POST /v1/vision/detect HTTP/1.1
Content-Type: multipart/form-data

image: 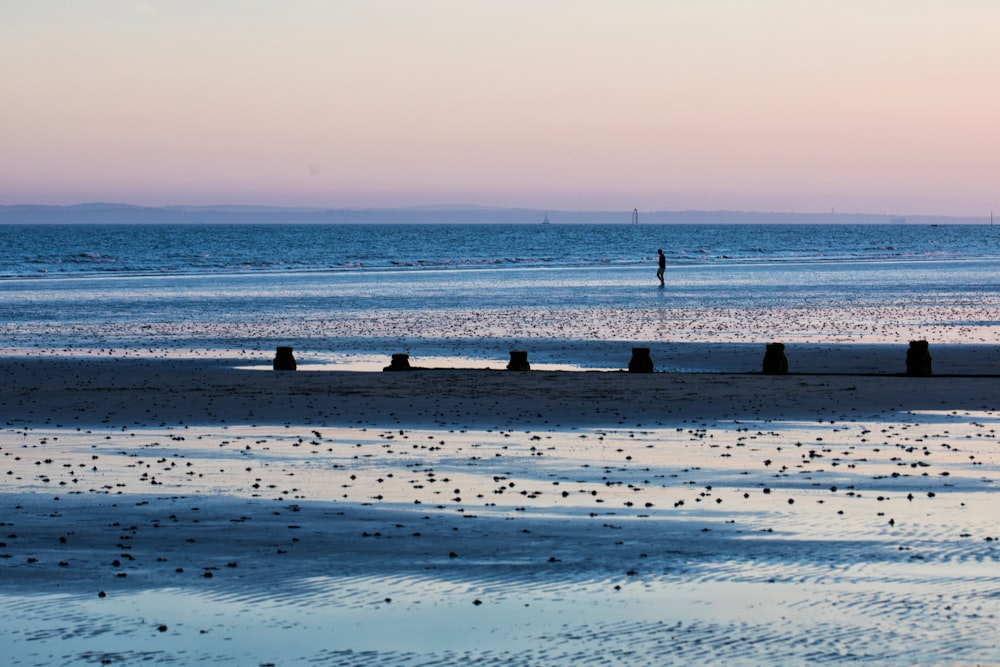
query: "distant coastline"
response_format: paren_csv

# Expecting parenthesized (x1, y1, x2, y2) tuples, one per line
(0, 203, 989, 225)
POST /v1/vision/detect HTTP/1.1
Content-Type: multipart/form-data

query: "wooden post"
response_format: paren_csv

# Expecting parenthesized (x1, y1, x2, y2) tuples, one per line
(628, 347, 654, 373)
(507, 350, 531, 371)
(762, 343, 788, 374)
(906, 340, 932, 376)
(273, 346, 297, 371)
(383, 353, 412, 372)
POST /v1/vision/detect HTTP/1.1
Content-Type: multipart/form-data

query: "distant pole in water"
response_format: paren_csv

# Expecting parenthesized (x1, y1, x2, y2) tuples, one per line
(632, 208, 638, 225)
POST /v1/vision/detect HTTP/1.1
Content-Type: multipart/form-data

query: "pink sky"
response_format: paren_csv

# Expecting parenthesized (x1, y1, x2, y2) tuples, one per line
(2, 1, 998, 215)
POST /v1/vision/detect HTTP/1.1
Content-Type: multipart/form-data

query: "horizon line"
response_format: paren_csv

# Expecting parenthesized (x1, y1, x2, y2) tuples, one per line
(0, 201, 991, 220)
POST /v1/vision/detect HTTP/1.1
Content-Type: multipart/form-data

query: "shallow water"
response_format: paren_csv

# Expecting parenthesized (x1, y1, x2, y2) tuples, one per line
(7, 567, 997, 665)
(4, 259, 999, 371)
(3, 411, 999, 665)
(3, 224, 1000, 369)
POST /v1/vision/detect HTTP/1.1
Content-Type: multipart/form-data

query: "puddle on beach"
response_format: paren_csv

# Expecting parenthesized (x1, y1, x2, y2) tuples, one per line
(3, 415, 999, 664)
(239, 354, 589, 372)
(3, 346, 602, 372)
(4, 561, 998, 665)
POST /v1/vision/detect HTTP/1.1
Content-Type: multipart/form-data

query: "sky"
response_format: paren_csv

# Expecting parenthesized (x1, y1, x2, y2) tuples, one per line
(2, 1, 998, 215)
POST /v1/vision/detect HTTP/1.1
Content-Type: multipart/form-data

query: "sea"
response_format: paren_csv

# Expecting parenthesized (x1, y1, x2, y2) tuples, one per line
(2, 222, 999, 371)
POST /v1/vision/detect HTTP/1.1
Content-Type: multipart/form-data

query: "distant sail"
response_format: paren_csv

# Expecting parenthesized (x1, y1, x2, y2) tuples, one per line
(541, 214, 551, 224)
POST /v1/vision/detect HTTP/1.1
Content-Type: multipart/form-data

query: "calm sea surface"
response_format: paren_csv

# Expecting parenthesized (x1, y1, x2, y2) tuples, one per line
(2, 223, 998, 276)
(1, 223, 998, 368)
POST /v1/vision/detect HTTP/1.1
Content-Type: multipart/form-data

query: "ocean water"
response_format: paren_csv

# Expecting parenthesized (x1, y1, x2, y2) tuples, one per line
(3, 223, 999, 276)
(1, 223, 999, 370)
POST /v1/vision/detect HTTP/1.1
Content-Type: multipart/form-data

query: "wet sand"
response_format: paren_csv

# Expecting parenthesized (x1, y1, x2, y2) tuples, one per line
(2, 353, 999, 428)
(2, 355, 999, 665)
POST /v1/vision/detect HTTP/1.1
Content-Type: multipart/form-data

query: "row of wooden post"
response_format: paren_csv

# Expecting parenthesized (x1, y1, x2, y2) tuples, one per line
(763, 341, 933, 376)
(273, 341, 936, 376)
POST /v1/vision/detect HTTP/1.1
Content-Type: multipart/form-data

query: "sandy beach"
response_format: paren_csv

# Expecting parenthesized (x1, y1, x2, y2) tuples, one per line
(2, 352, 999, 665)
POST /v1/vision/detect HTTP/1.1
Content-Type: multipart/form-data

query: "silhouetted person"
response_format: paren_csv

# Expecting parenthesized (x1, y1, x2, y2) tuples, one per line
(656, 249, 666, 287)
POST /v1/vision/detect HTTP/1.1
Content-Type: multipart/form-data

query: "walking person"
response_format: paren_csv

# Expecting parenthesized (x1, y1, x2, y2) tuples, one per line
(656, 248, 666, 288)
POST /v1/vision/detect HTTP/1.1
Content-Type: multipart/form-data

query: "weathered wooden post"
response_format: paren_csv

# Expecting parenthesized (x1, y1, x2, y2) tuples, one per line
(383, 353, 412, 371)
(762, 343, 788, 374)
(507, 350, 530, 371)
(628, 347, 654, 373)
(906, 340, 932, 376)
(273, 346, 297, 371)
